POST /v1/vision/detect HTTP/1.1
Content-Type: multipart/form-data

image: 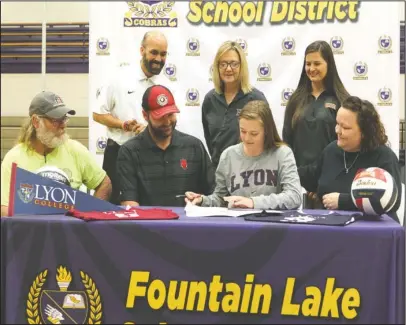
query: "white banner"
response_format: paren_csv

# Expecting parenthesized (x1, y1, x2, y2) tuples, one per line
(89, 1, 400, 165)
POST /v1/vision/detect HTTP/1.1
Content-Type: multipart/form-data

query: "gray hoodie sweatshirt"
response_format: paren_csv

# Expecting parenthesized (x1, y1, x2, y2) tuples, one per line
(201, 143, 302, 209)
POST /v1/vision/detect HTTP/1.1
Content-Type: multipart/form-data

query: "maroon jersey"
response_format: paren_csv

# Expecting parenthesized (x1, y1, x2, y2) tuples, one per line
(66, 207, 179, 221)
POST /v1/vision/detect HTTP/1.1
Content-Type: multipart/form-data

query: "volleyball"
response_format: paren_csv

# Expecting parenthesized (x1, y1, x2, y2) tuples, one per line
(351, 167, 398, 216)
(36, 166, 71, 187)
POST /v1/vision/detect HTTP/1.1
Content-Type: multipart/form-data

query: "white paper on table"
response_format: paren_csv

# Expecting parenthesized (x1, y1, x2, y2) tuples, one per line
(184, 202, 283, 218)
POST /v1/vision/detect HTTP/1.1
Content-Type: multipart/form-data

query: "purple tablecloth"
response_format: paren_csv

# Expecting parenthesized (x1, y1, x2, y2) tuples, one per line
(1, 208, 404, 324)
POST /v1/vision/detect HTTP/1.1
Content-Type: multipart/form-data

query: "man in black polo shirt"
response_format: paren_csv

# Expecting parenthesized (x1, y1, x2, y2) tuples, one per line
(116, 85, 215, 207)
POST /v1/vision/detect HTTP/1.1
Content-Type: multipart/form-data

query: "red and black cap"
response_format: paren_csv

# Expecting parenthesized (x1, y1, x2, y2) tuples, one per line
(142, 85, 180, 119)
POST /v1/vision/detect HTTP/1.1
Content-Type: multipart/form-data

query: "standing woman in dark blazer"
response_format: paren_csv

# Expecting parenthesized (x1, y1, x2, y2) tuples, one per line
(202, 40, 268, 169)
(283, 40, 350, 167)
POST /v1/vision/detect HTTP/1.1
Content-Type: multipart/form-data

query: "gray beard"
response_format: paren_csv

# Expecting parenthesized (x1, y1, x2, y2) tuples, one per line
(36, 121, 69, 148)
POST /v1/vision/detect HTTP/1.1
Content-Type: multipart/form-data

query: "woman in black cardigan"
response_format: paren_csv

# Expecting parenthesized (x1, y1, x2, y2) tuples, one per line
(299, 96, 402, 222)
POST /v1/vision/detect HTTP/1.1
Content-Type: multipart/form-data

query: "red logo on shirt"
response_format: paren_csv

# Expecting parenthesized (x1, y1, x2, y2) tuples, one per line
(180, 158, 188, 170)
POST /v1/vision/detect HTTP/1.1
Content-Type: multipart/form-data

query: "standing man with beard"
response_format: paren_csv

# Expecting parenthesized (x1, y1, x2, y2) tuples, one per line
(93, 30, 169, 205)
(1, 91, 112, 217)
(116, 85, 214, 207)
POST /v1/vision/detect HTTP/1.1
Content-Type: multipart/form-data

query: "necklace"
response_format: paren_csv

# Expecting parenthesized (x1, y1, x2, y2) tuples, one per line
(343, 151, 360, 174)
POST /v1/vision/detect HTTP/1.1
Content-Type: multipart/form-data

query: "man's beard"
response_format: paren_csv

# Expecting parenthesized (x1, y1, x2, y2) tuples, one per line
(148, 121, 176, 140)
(36, 120, 69, 148)
(143, 55, 164, 75)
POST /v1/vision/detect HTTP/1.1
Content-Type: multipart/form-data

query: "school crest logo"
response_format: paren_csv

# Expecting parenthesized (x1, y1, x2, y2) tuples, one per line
(235, 38, 248, 55)
(281, 88, 294, 106)
(256, 63, 272, 81)
(281, 37, 296, 55)
(18, 183, 35, 203)
(330, 36, 344, 55)
(186, 38, 200, 56)
(353, 61, 368, 80)
(164, 63, 177, 81)
(377, 87, 392, 106)
(96, 136, 108, 154)
(96, 38, 110, 56)
(208, 64, 213, 82)
(26, 266, 102, 324)
(185, 88, 200, 106)
(378, 35, 392, 54)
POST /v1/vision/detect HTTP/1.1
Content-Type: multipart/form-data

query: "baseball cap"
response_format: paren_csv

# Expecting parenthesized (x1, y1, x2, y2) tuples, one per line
(29, 91, 76, 119)
(142, 85, 180, 119)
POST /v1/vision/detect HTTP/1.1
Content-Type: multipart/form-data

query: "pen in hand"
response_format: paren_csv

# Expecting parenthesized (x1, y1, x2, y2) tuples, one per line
(182, 192, 203, 205)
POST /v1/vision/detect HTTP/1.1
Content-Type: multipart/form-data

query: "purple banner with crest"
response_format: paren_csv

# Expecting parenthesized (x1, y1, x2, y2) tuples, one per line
(1, 209, 404, 324)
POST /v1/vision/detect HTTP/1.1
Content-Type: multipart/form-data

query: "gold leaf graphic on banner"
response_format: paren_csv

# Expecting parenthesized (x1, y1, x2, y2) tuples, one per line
(27, 269, 48, 324)
(80, 271, 102, 324)
(129, 2, 145, 17)
(162, 1, 174, 14)
(151, 4, 158, 18)
(127, 1, 174, 18)
(157, 4, 166, 17)
(153, 1, 174, 17)
(143, 4, 150, 17)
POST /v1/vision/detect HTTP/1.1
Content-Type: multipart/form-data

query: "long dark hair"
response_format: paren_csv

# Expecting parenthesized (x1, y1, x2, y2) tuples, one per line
(239, 100, 284, 150)
(286, 40, 350, 127)
(341, 96, 389, 151)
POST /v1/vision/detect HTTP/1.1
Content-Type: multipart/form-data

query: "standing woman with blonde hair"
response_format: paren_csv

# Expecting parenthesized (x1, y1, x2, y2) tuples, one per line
(202, 40, 268, 169)
(283, 40, 350, 167)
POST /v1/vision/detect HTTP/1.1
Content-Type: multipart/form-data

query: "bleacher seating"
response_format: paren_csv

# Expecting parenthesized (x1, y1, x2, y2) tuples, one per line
(0, 116, 89, 162)
(1, 22, 88, 73)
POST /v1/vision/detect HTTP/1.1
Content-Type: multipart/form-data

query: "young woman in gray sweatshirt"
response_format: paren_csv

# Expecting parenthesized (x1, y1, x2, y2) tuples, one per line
(185, 100, 302, 210)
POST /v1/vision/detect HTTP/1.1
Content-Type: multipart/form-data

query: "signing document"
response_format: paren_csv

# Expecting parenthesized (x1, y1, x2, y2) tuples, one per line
(184, 202, 283, 218)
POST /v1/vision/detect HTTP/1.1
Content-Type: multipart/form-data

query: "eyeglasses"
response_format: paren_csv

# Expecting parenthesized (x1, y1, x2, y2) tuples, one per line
(39, 115, 70, 126)
(219, 61, 240, 70)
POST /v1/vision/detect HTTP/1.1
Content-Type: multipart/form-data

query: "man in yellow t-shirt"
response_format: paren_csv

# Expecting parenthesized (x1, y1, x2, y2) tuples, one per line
(1, 91, 112, 217)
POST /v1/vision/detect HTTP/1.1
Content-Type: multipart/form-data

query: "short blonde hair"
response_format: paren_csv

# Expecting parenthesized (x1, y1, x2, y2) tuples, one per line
(212, 41, 252, 94)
